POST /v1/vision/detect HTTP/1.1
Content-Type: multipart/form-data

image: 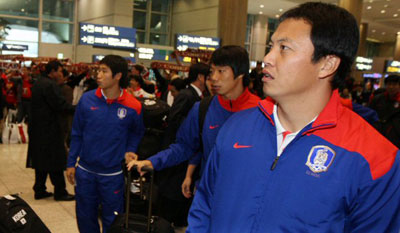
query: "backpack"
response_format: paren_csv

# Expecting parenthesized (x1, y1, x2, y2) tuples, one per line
(136, 98, 170, 160)
(198, 96, 214, 152)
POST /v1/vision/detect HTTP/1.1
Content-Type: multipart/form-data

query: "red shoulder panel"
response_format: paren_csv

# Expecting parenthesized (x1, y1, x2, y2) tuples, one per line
(310, 107, 397, 180)
(118, 89, 142, 115)
(340, 98, 353, 110)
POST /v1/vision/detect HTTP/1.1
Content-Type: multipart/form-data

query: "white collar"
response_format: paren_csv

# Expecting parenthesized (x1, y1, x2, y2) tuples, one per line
(101, 88, 123, 100)
(190, 84, 203, 97)
(273, 104, 317, 135)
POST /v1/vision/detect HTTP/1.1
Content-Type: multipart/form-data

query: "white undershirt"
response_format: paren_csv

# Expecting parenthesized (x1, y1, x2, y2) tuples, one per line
(190, 83, 203, 97)
(101, 88, 123, 100)
(273, 104, 317, 157)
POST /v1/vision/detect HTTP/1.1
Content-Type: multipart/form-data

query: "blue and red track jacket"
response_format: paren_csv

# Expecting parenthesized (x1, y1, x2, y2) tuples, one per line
(188, 90, 400, 233)
(67, 88, 145, 174)
(148, 89, 260, 174)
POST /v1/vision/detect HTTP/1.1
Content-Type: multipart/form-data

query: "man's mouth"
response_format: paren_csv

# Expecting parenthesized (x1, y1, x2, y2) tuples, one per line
(262, 72, 274, 81)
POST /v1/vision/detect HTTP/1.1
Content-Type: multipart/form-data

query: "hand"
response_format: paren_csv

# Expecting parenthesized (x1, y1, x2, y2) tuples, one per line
(126, 160, 153, 176)
(125, 152, 138, 164)
(66, 167, 76, 185)
(182, 177, 192, 198)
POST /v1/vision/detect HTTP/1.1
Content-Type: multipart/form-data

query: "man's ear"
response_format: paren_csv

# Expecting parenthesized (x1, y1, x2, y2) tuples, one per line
(318, 55, 341, 80)
(235, 74, 244, 81)
(198, 74, 205, 83)
(113, 72, 122, 81)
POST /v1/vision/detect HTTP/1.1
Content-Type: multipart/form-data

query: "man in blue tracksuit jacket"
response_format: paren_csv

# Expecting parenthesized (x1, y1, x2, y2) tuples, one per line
(66, 55, 144, 233)
(127, 46, 260, 192)
(188, 3, 400, 233)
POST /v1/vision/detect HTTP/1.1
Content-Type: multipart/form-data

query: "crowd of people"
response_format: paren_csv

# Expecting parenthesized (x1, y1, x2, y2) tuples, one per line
(0, 2, 399, 233)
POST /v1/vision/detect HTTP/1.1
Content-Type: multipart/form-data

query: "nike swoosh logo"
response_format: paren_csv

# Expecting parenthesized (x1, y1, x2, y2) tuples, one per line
(114, 190, 120, 194)
(90, 107, 99, 110)
(209, 125, 219, 129)
(233, 142, 252, 149)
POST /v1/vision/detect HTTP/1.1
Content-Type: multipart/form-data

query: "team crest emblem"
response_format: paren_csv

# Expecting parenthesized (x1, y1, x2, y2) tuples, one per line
(305, 145, 336, 173)
(117, 108, 127, 119)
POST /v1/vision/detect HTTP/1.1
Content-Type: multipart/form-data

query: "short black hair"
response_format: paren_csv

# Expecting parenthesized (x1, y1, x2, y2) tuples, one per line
(187, 62, 210, 84)
(133, 64, 144, 74)
(279, 2, 359, 89)
(385, 75, 400, 85)
(62, 68, 69, 78)
(210, 45, 250, 87)
(170, 78, 186, 91)
(100, 55, 128, 88)
(45, 60, 62, 76)
(129, 74, 144, 87)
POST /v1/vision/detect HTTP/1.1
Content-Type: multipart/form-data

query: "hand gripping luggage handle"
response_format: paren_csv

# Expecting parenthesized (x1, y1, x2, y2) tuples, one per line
(125, 165, 154, 232)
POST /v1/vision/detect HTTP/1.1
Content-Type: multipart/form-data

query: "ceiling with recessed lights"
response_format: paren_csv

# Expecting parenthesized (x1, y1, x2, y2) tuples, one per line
(248, 0, 400, 43)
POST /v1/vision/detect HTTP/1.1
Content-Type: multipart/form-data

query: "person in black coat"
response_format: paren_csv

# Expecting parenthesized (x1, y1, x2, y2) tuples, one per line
(370, 75, 400, 148)
(157, 62, 209, 227)
(26, 60, 75, 201)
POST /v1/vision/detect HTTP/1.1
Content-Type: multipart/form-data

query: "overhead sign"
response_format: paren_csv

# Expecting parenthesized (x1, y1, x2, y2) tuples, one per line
(362, 73, 389, 79)
(2, 44, 29, 51)
(92, 54, 135, 63)
(79, 23, 136, 50)
(175, 34, 220, 51)
(385, 60, 400, 74)
(92, 55, 105, 63)
(137, 47, 171, 61)
(355, 56, 373, 71)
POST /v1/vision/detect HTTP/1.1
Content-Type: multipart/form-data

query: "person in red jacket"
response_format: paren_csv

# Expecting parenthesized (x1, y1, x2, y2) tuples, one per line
(16, 67, 33, 123)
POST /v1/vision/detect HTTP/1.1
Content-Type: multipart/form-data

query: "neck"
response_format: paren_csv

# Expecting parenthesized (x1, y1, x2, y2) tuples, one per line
(192, 80, 204, 92)
(276, 86, 332, 132)
(223, 83, 244, 101)
(102, 85, 121, 100)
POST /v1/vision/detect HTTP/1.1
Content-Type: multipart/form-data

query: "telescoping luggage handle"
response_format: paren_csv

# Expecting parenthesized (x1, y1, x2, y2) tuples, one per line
(125, 165, 154, 233)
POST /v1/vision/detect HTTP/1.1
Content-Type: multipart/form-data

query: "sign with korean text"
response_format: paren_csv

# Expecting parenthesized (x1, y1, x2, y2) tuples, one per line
(79, 23, 136, 50)
(355, 56, 373, 71)
(385, 60, 400, 74)
(2, 44, 29, 51)
(175, 33, 220, 51)
(92, 54, 136, 63)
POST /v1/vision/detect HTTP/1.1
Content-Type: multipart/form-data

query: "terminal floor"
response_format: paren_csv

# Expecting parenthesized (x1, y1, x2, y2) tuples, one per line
(0, 144, 186, 233)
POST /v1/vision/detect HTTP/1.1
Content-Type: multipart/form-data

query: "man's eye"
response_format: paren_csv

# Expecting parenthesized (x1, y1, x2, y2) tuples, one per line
(280, 45, 289, 50)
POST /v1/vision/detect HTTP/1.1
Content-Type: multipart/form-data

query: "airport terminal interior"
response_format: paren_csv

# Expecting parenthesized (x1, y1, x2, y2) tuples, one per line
(0, 0, 400, 232)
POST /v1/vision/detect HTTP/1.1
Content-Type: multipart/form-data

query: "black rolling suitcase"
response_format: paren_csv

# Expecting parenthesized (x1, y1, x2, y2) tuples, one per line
(108, 166, 174, 233)
(0, 194, 51, 233)
(136, 98, 170, 160)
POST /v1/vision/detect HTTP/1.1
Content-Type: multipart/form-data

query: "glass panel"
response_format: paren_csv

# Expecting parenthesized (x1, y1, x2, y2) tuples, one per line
(268, 18, 278, 31)
(136, 31, 146, 44)
(134, 0, 147, 10)
(151, 0, 169, 13)
(150, 14, 167, 33)
(0, 17, 38, 42)
(1, 41, 38, 57)
(43, 0, 74, 22)
(0, 0, 39, 18)
(150, 33, 167, 45)
(0, 18, 39, 57)
(41, 22, 73, 44)
(246, 26, 251, 43)
(133, 11, 146, 30)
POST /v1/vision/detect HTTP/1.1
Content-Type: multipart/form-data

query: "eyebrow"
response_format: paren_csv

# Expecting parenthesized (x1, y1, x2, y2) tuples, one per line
(270, 37, 293, 44)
